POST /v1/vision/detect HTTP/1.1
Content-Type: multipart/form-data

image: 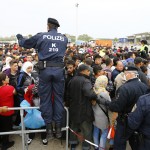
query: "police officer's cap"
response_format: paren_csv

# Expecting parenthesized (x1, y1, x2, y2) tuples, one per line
(47, 18, 60, 27)
(124, 65, 138, 71)
(78, 64, 90, 72)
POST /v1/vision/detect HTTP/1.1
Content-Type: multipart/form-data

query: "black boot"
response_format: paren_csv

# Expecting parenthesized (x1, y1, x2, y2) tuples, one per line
(55, 123, 62, 139)
(1, 141, 15, 150)
(46, 123, 54, 140)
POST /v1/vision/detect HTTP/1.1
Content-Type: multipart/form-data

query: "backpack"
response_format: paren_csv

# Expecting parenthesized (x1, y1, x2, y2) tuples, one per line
(104, 68, 115, 92)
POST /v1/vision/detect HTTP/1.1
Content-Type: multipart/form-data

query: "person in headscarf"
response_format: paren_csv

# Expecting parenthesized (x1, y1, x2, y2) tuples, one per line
(2, 56, 12, 72)
(92, 75, 113, 150)
(14, 62, 34, 126)
(16, 61, 34, 102)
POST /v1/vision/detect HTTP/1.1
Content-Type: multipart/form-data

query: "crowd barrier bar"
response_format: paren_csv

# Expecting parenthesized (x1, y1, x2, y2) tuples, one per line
(0, 107, 69, 150)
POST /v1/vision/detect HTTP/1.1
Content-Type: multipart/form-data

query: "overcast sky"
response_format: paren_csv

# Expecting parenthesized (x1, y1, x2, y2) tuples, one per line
(0, 0, 150, 39)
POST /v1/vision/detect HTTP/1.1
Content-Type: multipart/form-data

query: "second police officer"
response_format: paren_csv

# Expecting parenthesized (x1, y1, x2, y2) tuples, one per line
(16, 18, 68, 139)
(96, 65, 149, 150)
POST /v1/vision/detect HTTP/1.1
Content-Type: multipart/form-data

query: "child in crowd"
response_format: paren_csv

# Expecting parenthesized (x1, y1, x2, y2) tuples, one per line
(24, 81, 47, 146)
(0, 72, 16, 150)
(15, 61, 34, 125)
(16, 61, 34, 102)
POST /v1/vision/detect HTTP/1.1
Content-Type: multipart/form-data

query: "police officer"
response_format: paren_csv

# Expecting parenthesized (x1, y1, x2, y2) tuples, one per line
(96, 65, 149, 150)
(140, 40, 149, 58)
(16, 18, 68, 139)
(127, 93, 150, 150)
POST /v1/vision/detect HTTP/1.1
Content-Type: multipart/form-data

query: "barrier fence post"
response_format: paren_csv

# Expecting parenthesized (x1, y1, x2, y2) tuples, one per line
(65, 107, 69, 150)
(0, 106, 69, 150)
(20, 109, 26, 150)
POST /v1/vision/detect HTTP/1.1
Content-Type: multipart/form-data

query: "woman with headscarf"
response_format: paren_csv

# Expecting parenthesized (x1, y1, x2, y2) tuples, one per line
(14, 62, 34, 126)
(92, 75, 113, 150)
(16, 61, 34, 102)
(2, 56, 12, 72)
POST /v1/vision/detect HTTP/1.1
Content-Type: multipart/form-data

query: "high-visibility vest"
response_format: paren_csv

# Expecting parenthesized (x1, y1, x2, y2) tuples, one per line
(140, 45, 148, 52)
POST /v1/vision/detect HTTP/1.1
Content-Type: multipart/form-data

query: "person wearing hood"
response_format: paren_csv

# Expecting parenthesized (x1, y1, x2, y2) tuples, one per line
(16, 61, 34, 102)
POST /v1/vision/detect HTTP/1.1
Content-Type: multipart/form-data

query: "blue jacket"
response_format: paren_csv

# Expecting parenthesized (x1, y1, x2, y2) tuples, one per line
(128, 93, 150, 138)
(18, 28, 68, 63)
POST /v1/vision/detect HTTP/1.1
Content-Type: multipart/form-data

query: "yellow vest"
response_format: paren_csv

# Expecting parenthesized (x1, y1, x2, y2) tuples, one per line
(140, 45, 148, 52)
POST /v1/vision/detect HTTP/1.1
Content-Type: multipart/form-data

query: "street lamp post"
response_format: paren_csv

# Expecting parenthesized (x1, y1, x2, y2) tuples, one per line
(75, 3, 79, 43)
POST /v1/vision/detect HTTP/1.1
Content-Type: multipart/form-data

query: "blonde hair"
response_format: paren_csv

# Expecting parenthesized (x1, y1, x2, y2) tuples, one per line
(93, 75, 108, 94)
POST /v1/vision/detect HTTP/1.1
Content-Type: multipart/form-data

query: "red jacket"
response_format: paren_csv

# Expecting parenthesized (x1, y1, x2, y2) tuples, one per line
(0, 85, 14, 116)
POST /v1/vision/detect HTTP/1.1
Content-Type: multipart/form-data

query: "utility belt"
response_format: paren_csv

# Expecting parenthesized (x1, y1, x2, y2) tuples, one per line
(38, 61, 64, 69)
(119, 113, 150, 145)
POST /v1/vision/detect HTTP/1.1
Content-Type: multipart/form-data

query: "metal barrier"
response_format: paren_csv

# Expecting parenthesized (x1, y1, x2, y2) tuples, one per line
(0, 107, 69, 150)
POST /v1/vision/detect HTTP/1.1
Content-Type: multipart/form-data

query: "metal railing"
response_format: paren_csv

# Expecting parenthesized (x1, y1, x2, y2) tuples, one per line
(0, 107, 69, 150)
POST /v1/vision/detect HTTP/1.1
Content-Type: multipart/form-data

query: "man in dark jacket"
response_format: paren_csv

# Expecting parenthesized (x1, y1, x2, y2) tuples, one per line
(97, 65, 149, 150)
(134, 57, 149, 86)
(64, 60, 76, 106)
(68, 64, 97, 150)
(127, 93, 150, 150)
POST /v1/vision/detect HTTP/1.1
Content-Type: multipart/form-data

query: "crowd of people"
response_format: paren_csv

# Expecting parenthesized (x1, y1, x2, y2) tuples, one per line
(0, 39, 150, 150)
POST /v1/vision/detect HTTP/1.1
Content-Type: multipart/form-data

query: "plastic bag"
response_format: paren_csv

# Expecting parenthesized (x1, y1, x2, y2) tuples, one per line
(20, 100, 32, 114)
(24, 109, 45, 129)
(20, 100, 45, 129)
(107, 126, 115, 139)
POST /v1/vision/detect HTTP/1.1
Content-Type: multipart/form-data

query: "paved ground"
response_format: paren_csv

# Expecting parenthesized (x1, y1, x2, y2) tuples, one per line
(5, 134, 131, 150)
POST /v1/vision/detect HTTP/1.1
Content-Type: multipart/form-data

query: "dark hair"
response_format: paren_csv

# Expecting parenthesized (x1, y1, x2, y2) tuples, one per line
(10, 59, 18, 66)
(141, 40, 147, 45)
(105, 58, 112, 66)
(113, 57, 119, 66)
(134, 57, 143, 64)
(72, 55, 79, 62)
(94, 54, 101, 61)
(85, 58, 93, 66)
(27, 53, 32, 57)
(0, 72, 6, 86)
(128, 52, 134, 58)
(48, 23, 58, 30)
(66, 60, 75, 67)
(140, 66, 147, 73)
(93, 65, 102, 75)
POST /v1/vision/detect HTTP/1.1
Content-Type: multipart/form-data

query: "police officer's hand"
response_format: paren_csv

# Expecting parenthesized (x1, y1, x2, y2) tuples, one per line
(16, 34, 23, 40)
(96, 95, 108, 105)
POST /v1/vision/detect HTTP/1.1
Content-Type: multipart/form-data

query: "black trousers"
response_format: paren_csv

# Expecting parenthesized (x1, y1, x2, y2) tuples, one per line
(0, 115, 13, 145)
(28, 126, 47, 140)
(69, 121, 92, 150)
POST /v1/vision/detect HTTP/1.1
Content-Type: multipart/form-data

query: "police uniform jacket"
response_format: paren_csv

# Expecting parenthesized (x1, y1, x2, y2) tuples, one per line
(68, 73, 97, 124)
(107, 78, 148, 114)
(128, 93, 150, 138)
(18, 28, 68, 63)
